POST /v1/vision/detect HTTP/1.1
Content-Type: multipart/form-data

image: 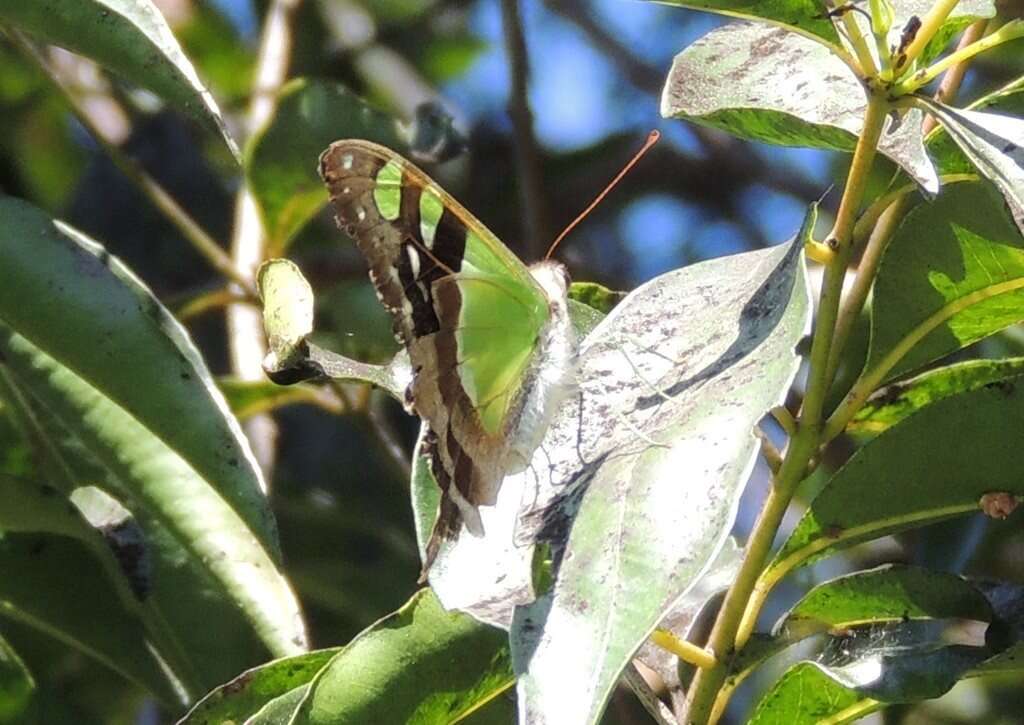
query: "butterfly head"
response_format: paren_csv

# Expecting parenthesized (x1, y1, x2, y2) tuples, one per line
(528, 260, 571, 306)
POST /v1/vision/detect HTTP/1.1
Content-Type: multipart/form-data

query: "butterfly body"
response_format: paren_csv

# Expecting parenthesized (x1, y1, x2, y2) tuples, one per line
(319, 140, 575, 566)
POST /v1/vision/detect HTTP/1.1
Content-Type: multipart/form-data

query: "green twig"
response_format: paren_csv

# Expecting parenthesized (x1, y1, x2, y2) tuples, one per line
(684, 93, 891, 724)
(830, 0, 878, 76)
(892, 0, 962, 76)
(893, 19, 1024, 95)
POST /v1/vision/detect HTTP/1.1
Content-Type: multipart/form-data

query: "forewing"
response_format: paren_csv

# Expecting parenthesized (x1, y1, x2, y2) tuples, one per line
(319, 140, 550, 548)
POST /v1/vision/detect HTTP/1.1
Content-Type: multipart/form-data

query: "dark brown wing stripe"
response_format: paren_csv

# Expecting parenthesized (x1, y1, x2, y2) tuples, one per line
(321, 140, 505, 570)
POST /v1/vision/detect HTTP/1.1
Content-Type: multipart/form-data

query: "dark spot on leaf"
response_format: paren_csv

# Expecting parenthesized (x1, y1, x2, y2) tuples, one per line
(1003, 142, 1018, 155)
(222, 671, 254, 695)
(30, 540, 47, 556)
(228, 458, 239, 467)
(39, 484, 57, 497)
(824, 523, 844, 538)
(984, 379, 1015, 396)
(180, 371, 191, 380)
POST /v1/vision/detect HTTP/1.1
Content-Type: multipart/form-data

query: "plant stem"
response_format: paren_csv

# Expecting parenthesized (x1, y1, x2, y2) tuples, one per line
(683, 94, 889, 724)
(500, 0, 550, 259)
(825, 171, 975, 387)
(832, 1, 878, 77)
(6, 31, 256, 297)
(894, 19, 1024, 95)
(227, 0, 303, 476)
(893, 0, 962, 76)
(825, 195, 907, 386)
(651, 629, 718, 669)
(926, 19, 990, 118)
(828, 18, 988, 407)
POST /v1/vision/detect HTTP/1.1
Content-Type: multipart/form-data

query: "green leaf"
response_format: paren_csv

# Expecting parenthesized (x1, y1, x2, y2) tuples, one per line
(766, 381, 1024, 592)
(0, 198, 306, 669)
(0, 0, 238, 159)
(751, 639, 989, 722)
(651, 1, 993, 63)
(749, 661, 875, 724)
(0, 533, 180, 706)
(246, 78, 404, 252)
(568, 281, 625, 315)
(0, 633, 33, 724)
(848, 358, 1024, 441)
(917, 97, 1024, 237)
(646, 0, 841, 45)
(509, 240, 810, 724)
(930, 75, 1024, 175)
(661, 22, 938, 192)
(175, 3, 254, 103)
(867, 182, 1024, 380)
(778, 565, 993, 639)
(246, 687, 311, 725)
(179, 649, 339, 725)
(292, 589, 513, 725)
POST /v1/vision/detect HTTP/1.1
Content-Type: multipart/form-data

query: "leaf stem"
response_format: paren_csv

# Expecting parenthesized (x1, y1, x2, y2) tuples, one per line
(684, 93, 890, 724)
(5, 30, 256, 297)
(827, 16, 989, 388)
(893, 19, 1024, 95)
(892, 0, 962, 76)
(831, 1, 878, 77)
(651, 629, 718, 669)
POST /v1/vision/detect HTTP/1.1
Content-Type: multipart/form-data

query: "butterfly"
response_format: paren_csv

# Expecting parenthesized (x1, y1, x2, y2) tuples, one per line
(319, 140, 577, 573)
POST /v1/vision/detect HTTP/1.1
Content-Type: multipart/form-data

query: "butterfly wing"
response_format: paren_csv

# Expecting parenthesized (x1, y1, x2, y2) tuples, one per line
(319, 140, 555, 542)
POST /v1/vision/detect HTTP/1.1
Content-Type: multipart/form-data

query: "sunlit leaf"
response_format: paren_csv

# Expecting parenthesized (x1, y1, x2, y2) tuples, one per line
(777, 565, 993, 639)
(0, 0, 238, 158)
(848, 358, 1024, 441)
(917, 98, 1024, 237)
(766, 381, 1024, 593)
(867, 182, 1024, 380)
(179, 649, 339, 725)
(506, 240, 809, 724)
(929, 75, 1024, 175)
(748, 661, 875, 724)
(0, 198, 307, 680)
(292, 589, 513, 725)
(662, 22, 938, 192)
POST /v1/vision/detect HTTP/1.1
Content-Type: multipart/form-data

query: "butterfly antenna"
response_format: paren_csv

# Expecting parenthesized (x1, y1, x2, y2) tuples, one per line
(544, 129, 661, 261)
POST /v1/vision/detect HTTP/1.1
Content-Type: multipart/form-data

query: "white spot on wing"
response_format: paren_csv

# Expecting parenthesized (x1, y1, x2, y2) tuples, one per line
(405, 245, 421, 278)
(356, 207, 366, 221)
(342, 154, 353, 170)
